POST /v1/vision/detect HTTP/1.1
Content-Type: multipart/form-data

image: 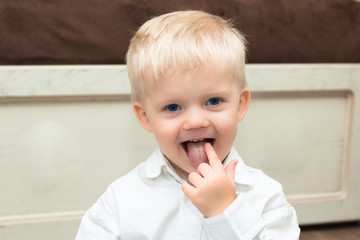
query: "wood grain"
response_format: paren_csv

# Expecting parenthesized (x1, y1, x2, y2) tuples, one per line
(301, 222, 360, 240)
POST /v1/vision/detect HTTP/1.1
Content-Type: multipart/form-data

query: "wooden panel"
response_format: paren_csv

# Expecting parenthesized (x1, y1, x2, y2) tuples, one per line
(0, 64, 359, 239)
(0, 220, 80, 240)
(241, 65, 360, 225)
(235, 91, 351, 199)
(0, 98, 157, 216)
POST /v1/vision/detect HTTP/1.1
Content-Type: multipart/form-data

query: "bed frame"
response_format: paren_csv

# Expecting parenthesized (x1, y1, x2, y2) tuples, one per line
(0, 64, 359, 239)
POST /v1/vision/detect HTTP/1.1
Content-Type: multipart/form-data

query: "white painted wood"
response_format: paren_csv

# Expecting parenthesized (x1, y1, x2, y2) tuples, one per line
(0, 220, 80, 240)
(0, 64, 359, 239)
(0, 65, 130, 97)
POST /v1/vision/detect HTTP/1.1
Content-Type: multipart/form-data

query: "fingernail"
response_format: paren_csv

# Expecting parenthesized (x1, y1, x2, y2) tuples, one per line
(204, 142, 212, 148)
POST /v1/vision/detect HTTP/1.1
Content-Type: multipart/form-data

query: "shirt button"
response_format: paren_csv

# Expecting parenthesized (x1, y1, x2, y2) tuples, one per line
(205, 228, 212, 238)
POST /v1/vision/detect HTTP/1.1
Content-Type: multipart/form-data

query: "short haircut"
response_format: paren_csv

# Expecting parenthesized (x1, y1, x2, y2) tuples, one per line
(126, 10, 247, 102)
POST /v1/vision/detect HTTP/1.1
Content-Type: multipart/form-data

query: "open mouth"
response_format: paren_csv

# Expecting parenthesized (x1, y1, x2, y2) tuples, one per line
(181, 138, 215, 154)
(181, 138, 215, 167)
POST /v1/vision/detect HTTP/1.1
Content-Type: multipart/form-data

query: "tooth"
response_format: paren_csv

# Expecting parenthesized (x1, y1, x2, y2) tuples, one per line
(188, 139, 206, 143)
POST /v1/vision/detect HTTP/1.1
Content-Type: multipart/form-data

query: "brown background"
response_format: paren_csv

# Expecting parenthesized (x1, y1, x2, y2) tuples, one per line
(0, 0, 359, 65)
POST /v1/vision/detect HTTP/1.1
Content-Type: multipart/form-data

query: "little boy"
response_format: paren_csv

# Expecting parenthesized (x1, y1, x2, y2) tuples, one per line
(76, 10, 300, 239)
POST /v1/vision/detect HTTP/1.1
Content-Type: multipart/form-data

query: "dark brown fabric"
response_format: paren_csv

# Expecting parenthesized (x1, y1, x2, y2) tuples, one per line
(0, 0, 359, 64)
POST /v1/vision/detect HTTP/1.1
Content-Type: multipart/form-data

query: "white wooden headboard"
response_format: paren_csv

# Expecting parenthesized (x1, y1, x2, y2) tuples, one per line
(1, 64, 359, 239)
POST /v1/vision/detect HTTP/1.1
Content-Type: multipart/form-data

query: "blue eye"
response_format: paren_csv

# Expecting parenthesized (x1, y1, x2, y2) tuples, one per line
(166, 104, 181, 112)
(206, 98, 221, 106)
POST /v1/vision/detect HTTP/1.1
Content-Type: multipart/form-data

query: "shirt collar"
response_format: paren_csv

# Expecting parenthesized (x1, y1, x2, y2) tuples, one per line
(143, 148, 166, 179)
(143, 147, 254, 186)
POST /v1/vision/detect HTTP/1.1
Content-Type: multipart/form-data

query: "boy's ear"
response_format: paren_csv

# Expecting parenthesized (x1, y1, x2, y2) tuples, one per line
(237, 88, 251, 122)
(133, 101, 152, 132)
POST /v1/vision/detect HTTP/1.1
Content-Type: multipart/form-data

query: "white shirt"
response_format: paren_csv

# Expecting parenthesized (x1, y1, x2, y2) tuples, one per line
(76, 147, 300, 240)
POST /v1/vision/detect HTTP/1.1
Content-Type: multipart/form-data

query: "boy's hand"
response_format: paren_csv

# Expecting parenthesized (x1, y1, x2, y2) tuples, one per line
(181, 143, 238, 218)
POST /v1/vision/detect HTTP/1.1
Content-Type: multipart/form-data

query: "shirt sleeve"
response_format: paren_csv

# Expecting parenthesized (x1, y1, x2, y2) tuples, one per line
(75, 187, 120, 240)
(202, 186, 300, 240)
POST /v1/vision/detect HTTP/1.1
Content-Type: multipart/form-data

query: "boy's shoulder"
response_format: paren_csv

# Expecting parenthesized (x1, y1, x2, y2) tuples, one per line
(245, 165, 283, 190)
(229, 148, 284, 192)
(109, 161, 146, 189)
(237, 164, 288, 208)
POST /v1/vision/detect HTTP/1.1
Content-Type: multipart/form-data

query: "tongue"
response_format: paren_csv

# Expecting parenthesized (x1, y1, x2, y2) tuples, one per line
(187, 141, 209, 168)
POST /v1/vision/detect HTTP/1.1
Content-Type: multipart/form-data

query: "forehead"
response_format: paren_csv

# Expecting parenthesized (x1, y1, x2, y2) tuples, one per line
(148, 61, 237, 85)
(144, 64, 239, 97)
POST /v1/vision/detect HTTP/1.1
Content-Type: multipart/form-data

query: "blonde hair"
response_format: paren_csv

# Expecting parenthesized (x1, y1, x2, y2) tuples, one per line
(126, 10, 247, 102)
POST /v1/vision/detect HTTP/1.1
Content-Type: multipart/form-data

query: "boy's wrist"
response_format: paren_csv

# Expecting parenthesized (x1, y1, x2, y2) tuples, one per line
(203, 193, 237, 218)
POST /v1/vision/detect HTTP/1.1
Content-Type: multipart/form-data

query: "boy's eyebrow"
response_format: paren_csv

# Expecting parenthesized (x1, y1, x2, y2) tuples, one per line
(205, 88, 234, 95)
(154, 89, 234, 104)
(200, 86, 237, 95)
(152, 96, 182, 106)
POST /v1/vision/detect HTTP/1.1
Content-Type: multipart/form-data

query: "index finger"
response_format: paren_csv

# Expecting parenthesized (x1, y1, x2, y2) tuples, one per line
(204, 142, 223, 168)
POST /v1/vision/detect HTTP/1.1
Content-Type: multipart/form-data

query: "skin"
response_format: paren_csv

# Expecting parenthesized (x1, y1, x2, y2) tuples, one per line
(133, 65, 250, 218)
(182, 142, 239, 218)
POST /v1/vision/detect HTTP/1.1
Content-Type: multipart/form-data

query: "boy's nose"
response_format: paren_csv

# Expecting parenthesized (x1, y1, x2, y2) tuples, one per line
(182, 108, 210, 130)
